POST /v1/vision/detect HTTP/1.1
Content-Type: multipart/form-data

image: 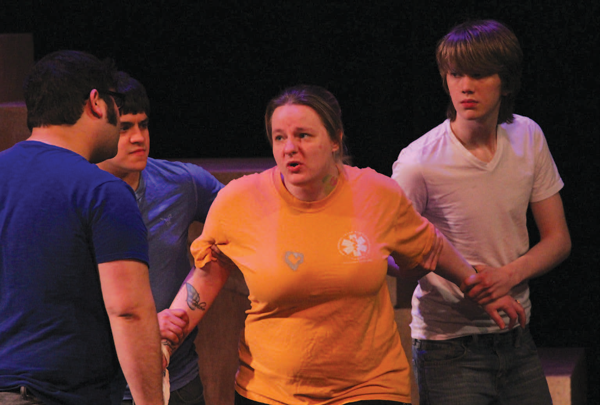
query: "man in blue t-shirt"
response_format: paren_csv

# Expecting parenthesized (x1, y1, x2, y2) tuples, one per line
(97, 72, 224, 405)
(0, 51, 164, 405)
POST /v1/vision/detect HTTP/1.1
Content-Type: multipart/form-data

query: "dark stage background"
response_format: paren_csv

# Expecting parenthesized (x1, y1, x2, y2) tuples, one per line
(3, 0, 599, 401)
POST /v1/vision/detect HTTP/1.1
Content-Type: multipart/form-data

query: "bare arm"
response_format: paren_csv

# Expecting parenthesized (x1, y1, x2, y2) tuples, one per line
(164, 254, 231, 355)
(158, 266, 195, 347)
(462, 193, 571, 304)
(161, 245, 240, 351)
(389, 227, 476, 285)
(430, 230, 476, 286)
(99, 260, 163, 405)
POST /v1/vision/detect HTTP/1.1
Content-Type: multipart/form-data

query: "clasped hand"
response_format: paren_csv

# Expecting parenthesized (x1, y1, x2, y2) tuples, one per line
(461, 265, 517, 304)
(460, 265, 525, 330)
(158, 308, 189, 358)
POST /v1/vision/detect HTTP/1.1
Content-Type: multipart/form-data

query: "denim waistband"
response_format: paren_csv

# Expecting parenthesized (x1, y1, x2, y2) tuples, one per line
(414, 325, 527, 348)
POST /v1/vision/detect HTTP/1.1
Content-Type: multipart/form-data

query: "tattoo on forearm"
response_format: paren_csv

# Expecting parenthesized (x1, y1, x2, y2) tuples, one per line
(186, 283, 207, 311)
(162, 339, 175, 351)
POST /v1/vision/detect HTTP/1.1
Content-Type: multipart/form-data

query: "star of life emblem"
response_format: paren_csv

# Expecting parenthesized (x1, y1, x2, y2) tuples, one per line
(338, 231, 370, 260)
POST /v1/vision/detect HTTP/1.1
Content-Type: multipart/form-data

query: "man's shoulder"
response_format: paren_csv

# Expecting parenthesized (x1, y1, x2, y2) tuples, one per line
(144, 157, 193, 176)
(144, 158, 216, 183)
(79, 168, 137, 210)
(74, 160, 131, 193)
(9, 142, 126, 190)
(397, 120, 449, 165)
(500, 115, 548, 151)
(410, 120, 448, 148)
(501, 114, 543, 134)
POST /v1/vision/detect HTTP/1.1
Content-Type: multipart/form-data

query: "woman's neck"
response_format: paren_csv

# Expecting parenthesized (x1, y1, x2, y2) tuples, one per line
(282, 163, 340, 202)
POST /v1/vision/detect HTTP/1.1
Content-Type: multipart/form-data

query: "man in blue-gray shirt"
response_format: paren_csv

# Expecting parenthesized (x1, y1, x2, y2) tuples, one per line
(98, 72, 223, 405)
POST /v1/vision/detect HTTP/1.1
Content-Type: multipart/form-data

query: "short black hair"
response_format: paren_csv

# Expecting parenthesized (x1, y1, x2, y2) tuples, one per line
(115, 71, 150, 116)
(24, 50, 118, 131)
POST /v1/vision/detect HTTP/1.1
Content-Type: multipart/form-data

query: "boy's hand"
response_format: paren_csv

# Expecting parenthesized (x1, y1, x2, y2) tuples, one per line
(481, 295, 526, 330)
(461, 265, 517, 305)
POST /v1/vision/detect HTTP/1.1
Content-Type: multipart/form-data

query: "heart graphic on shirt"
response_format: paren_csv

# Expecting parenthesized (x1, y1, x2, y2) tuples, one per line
(284, 251, 304, 271)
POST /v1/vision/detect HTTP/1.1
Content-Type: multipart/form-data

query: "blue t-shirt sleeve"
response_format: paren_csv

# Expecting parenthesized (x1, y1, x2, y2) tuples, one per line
(90, 180, 149, 265)
(186, 164, 224, 222)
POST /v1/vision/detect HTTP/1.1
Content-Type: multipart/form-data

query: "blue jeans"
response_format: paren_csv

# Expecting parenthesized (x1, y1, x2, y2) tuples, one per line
(168, 375, 205, 405)
(412, 326, 552, 405)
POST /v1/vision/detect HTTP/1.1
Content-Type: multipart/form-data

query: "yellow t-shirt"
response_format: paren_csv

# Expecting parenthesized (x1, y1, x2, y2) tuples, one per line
(191, 165, 435, 405)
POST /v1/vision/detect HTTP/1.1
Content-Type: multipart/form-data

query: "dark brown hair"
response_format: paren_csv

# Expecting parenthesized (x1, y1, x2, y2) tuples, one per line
(265, 85, 349, 163)
(436, 19, 523, 124)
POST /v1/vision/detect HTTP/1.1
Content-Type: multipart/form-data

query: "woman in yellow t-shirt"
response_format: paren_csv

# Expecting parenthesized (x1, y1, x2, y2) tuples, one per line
(165, 85, 525, 405)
